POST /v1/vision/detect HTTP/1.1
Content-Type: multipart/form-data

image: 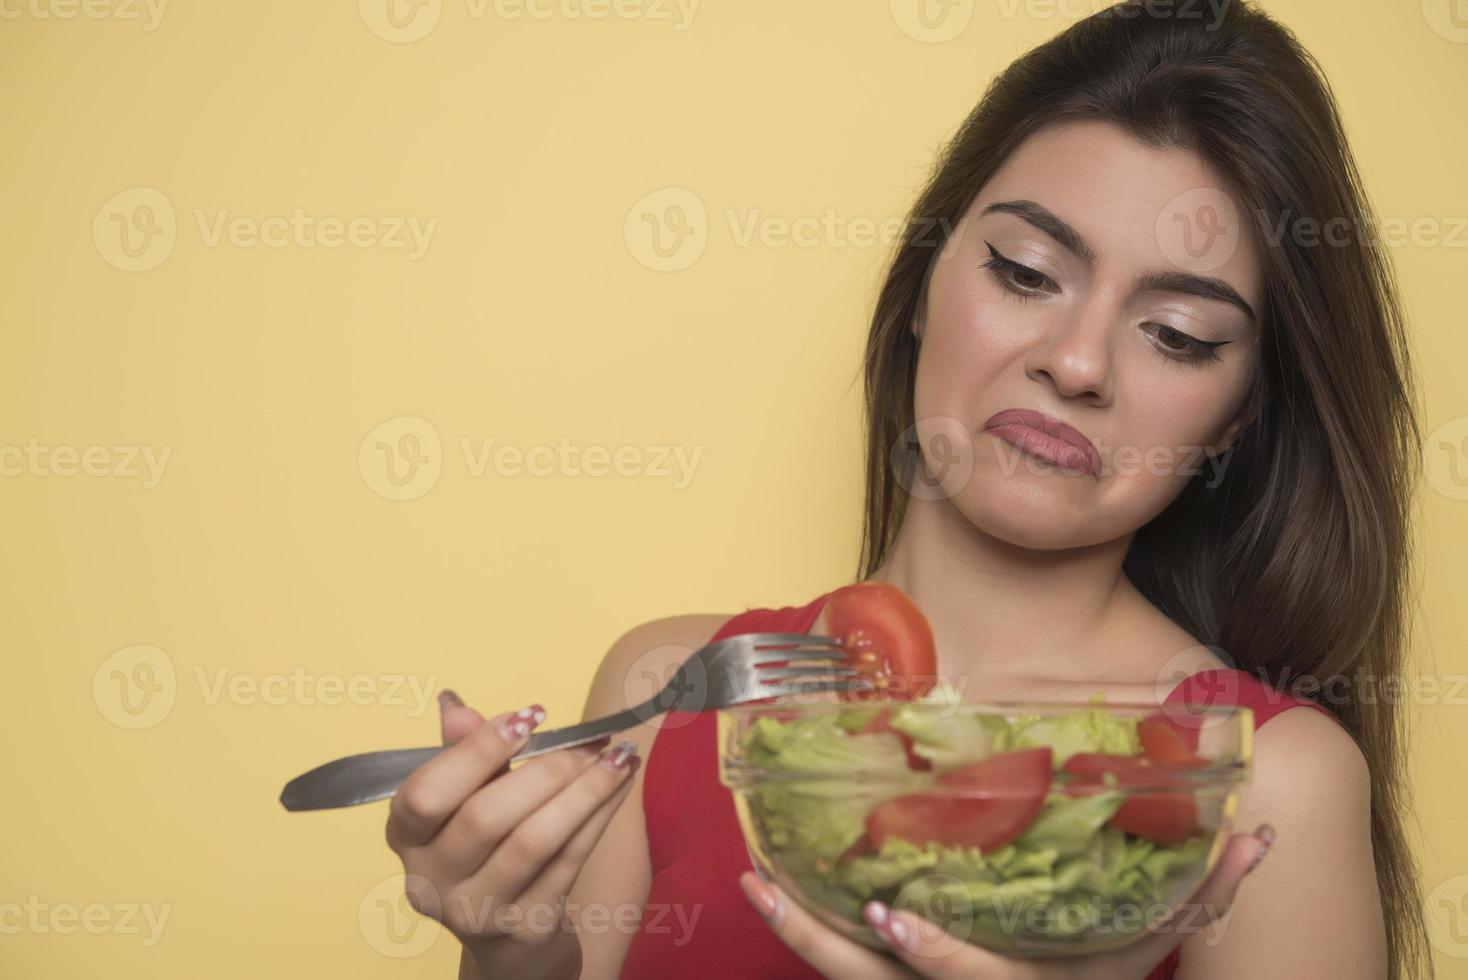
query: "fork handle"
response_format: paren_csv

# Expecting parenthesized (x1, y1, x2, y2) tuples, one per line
(278, 700, 657, 812)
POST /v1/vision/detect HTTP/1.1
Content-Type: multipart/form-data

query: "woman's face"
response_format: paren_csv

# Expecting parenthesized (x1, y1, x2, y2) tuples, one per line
(912, 120, 1264, 550)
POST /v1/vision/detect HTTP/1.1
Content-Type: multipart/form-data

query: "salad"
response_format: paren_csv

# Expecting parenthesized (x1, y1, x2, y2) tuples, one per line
(734, 581, 1220, 949)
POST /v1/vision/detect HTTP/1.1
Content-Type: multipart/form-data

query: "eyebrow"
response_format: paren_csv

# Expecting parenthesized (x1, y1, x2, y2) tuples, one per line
(981, 199, 1257, 322)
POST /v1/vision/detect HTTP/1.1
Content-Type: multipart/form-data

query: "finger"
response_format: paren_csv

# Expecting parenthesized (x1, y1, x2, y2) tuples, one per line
(1073, 825, 1275, 977)
(438, 689, 486, 745)
(862, 902, 1019, 979)
(861, 904, 1005, 979)
(738, 873, 910, 980)
(388, 703, 546, 848)
(472, 741, 643, 899)
(428, 736, 612, 873)
(504, 756, 640, 915)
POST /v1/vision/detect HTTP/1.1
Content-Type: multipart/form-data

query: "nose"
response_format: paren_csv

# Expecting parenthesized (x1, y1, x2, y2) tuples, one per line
(1024, 293, 1114, 404)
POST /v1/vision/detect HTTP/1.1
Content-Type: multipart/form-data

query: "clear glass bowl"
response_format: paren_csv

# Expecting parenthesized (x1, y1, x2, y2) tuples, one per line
(718, 699, 1253, 958)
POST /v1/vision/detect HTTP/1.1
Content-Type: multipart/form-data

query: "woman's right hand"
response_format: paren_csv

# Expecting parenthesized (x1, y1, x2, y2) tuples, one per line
(385, 690, 640, 980)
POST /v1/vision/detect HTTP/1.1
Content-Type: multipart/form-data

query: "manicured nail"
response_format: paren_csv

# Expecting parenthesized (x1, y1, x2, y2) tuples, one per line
(1246, 823, 1275, 875)
(437, 689, 463, 710)
(600, 740, 638, 771)
(499, 704, 546, 740)
(744, 875, 782, 924)
(863, 901, 915, 951)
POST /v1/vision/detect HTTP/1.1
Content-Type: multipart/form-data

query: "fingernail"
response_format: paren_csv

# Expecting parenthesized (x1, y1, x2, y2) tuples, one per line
(863, 902, 915, 951)
(600, 740, 638, 771)
(744, 875, 782, 925)
(437, 689, 463, 710)
(499, 704, 546, 740)
(1246, 822, 1275, 875)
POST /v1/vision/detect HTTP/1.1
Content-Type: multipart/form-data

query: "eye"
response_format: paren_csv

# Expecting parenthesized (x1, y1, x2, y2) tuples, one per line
(981, 242, 1058, 298)
(1146, 323, 1228, 366)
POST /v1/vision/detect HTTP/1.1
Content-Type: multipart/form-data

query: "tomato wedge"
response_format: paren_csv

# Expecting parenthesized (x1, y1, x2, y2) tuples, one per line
(1137, 713, 1208, 768)
(825, 581, 937, 700)
(1061, 752, 1200, 845)
(864, 748, 1052, 852)
(858, 708, 932, 771)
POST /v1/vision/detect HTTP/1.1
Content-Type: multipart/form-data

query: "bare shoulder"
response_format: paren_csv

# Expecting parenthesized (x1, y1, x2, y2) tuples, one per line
(1180, 706, 1383, 976)
(1245, 706, 1371, 816)
(570, 613, 732, 980)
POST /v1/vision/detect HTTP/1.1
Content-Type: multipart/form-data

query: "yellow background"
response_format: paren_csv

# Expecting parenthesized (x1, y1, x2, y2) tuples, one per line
(2, 0, 1466, 976)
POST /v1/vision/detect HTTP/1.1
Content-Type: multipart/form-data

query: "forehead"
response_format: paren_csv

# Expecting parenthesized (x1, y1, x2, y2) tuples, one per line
(971, 120, 1263, 310)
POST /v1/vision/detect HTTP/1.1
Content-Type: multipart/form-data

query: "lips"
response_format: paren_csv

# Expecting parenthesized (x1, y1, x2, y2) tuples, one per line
(982, 408, 1101, 477)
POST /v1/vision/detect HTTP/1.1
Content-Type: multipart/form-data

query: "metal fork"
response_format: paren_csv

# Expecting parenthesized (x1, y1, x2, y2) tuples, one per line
(278, 632, 863, 811)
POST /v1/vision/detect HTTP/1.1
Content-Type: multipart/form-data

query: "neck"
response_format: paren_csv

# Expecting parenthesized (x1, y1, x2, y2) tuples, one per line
(868, 497, 1146, 686)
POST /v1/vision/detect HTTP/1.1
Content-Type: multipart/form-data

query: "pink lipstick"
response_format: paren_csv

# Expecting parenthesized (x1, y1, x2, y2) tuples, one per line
(982, 408, 1101, 477)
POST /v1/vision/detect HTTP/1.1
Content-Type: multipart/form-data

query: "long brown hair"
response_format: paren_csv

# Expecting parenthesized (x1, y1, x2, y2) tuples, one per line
(858, 2, 1429, 976)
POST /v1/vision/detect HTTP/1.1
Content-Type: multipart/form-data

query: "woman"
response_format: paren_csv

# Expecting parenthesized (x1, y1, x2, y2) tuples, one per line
(385, 1, 1430, 977)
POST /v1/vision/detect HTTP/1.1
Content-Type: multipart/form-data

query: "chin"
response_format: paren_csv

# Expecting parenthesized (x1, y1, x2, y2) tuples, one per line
(952, 475, 1115, 551)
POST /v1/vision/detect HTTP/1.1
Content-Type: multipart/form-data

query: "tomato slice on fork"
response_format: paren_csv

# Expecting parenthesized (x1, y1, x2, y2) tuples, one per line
(825, 581, 938, 700)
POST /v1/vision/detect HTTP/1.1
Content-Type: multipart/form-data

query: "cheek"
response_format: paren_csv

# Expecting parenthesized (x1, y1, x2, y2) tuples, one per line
(914, 277, 1025, 422)
(1090, 373, 1245, 521)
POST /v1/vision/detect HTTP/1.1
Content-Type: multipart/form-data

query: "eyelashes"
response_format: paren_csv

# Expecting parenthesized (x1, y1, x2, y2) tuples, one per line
(979, 241, 1229, 367)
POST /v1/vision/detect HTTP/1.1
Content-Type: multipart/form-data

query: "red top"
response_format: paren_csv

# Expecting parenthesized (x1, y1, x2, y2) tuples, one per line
(618, 591, 1340, 980)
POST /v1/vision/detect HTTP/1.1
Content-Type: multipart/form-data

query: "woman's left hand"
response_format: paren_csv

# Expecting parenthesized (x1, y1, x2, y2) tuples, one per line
(738, 826, 1272, 980)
